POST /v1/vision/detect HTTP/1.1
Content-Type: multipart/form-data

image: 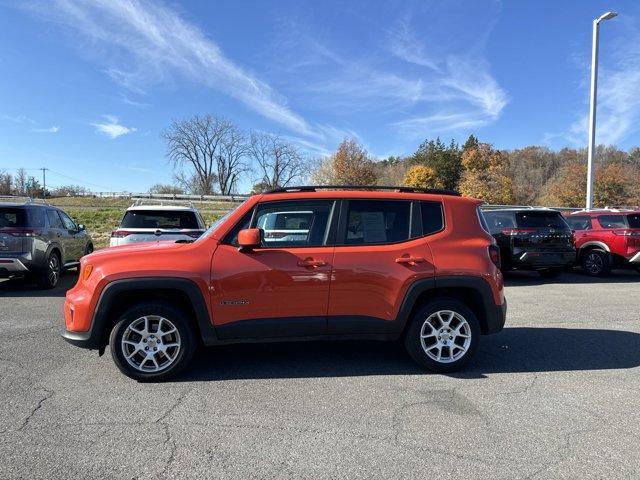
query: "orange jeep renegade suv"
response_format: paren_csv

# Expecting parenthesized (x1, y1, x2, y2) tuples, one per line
(62, 186, 506, 380)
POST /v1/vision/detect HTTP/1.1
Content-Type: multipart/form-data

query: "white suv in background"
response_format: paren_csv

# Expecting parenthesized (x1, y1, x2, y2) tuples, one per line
(110, 203, 206, 247)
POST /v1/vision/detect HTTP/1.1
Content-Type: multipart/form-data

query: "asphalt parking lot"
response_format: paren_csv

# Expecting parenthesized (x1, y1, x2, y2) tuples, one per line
(1, 271, 639, 479)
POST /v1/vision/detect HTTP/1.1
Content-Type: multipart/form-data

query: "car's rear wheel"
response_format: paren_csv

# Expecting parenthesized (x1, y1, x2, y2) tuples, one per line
(581, 249, 610, 277)
(404, 298, 480, 373)
(37, 251, 61, 289)
(110, 303, 196, 381)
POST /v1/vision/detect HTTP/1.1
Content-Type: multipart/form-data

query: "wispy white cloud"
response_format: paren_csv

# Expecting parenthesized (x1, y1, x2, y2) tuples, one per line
(26, 0, 311, 134)
(32, 126, 60, 133)
(386, 15, 440, 71)
(92, 115, 136, 138)
(562, 20, 640, 146)
(0, 114, 36, 124)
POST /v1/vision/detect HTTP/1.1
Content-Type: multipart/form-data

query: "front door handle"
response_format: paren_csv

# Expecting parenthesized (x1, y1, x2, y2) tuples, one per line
(395, 256, 425, 265)
(298, 259, 328, 268)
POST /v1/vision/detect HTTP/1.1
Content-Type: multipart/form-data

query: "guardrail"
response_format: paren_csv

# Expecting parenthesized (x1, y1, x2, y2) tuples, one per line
(80, 192, 249, 202)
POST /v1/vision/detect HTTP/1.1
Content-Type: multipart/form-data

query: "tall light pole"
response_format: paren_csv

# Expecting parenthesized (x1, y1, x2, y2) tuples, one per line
(586, 11, 617, 210)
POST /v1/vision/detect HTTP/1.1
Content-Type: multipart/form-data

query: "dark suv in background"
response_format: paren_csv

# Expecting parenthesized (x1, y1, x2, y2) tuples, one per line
(482, 208, 575, 278)
(0, 200, 93, 288)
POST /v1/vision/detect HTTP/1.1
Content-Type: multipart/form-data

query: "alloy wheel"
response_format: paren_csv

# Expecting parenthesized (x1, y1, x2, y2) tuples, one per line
(585, 252, 603, 275)
(419, 310, 472, 363)
(48, 255, 60, 286)
(121, 315, 182, 373)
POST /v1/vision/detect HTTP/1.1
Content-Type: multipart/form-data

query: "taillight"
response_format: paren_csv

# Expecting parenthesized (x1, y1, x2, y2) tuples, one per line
(110, 230, 132, 238)
(1, 228, 42, 237)
(501, 228, 536, 236)
(613, 230, 640, 236)
(488, 244, 501, 268)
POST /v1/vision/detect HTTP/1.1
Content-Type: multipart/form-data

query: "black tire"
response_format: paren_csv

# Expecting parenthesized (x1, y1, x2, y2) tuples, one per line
(109, 303, 196, 381)
(581, 249, 610, 277)
(404, 298, 481, 373)
(37, 251, 61, 289)
(538, 268, 563, 278)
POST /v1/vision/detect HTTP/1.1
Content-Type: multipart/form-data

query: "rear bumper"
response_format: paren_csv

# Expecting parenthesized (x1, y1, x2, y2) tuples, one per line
(0, 257, 30, 277)
(485, 298, 507, 335)
(511, 250, 575, 270)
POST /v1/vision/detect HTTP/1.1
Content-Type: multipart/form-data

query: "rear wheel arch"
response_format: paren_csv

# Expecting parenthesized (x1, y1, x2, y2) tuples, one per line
(398, 276, 496, 335)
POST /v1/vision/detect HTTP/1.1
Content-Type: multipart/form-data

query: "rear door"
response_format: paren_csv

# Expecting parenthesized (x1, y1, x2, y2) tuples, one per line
(210, 199, 337, 339)
(327, 199, 438, 335)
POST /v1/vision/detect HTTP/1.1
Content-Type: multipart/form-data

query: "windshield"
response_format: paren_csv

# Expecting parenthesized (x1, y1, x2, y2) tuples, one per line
(196, 201, 246, 241)
(515, 211, 569, 229)
(121, 210, 199, 229)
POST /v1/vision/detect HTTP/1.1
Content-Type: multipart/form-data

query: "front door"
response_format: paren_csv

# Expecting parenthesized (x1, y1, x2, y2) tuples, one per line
(58, 210, 84, 261)
(210, 199, 337, 340)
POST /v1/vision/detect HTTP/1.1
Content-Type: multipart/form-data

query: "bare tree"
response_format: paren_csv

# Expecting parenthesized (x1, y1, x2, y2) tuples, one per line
(14, 168, 27, 195)
(162, 115, 248, 195)
(249, 133, 306, 191)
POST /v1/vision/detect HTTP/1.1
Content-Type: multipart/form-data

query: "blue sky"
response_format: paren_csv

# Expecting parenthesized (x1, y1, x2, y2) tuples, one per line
(1, 0, 639, 193)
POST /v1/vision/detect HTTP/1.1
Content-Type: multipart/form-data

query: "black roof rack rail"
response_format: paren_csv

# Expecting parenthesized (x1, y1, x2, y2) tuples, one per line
(264, 185, 461, 196)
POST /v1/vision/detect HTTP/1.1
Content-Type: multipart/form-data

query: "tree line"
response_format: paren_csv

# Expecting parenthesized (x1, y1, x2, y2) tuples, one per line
(3, 113, 638, 207)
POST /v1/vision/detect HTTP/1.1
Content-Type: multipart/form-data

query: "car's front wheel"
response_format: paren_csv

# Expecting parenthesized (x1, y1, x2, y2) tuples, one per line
(404, 298, 480, 373)
(109, 303, 196, 381)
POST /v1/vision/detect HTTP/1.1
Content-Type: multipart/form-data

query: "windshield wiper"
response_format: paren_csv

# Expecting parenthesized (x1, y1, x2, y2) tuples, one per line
(175, 239, 195, 244)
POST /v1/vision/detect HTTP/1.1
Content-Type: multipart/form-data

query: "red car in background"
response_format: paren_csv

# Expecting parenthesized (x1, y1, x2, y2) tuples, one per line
(564, 209, 640, 276)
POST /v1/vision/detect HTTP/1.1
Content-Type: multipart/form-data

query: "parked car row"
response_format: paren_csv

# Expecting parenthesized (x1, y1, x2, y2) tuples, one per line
(481, 207, 640, 277)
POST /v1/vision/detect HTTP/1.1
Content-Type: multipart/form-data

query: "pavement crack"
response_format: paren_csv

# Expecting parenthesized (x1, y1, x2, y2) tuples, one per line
(158, 422, 177, 479)
(18, 388, 53, 432)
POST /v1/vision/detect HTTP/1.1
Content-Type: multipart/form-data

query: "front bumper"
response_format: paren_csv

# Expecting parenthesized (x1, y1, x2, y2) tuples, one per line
(627, 252, 640, 264)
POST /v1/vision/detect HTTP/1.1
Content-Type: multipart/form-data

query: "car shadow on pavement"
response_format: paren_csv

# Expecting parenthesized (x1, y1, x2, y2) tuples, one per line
(504, 270, 640, 286)
(176, 326, 640, 382)
(0, 271, 77, 298)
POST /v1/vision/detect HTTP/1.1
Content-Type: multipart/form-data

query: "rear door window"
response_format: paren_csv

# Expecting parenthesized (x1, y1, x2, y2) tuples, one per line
(342, 200, 411, 245)
(515, 211, 568, 229)
(597, 215, 627, 229)
(565, 216, 592, 230)
(625, 214, 640, 228)
(481, 211, 516, 234)
(121, 210, 199, 229)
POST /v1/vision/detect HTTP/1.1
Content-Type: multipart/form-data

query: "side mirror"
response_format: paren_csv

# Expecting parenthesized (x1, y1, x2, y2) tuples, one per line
(78, 224, 86, 231)
(237, 228, 262, 251)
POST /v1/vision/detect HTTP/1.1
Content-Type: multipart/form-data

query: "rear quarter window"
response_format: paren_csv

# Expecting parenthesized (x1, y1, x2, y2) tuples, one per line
(597, 215, 627, 229)
(421, 201, 444, 235)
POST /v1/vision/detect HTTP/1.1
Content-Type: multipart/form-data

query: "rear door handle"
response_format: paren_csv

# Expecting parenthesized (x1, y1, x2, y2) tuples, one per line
(297, 259, 328, 268)
(395, 256, 425, 264)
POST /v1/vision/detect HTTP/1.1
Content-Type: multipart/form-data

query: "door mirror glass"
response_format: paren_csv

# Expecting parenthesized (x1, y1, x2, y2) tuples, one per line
(237, 228, 262, 250)
(78, 224, 85, 231)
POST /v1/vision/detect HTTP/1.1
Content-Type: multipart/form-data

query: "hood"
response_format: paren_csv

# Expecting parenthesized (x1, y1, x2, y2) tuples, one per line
(85, 240, 187, 261)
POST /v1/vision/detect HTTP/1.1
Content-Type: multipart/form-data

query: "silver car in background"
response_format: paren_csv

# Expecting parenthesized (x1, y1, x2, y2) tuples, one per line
(110, 203, 206, 247)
